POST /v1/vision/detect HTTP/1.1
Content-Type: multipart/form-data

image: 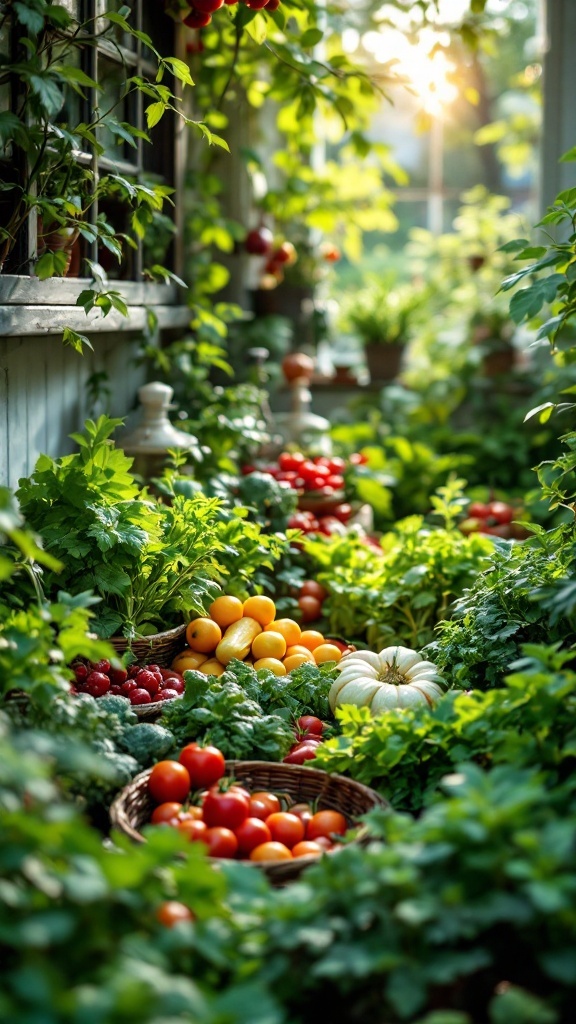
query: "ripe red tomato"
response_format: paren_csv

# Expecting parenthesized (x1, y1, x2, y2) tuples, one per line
(179, 744, 226, 789)
(297, 595, 322, 623)
(193, 0, 224, 11)
(299, 580, 328, 602)
(348, 452, 369, 465)
(333, 503, 352, 524)
(204, 826, 239, 858)
(468, 501, 491, 519)
(306, 809, 347, 840)
(292, 840, 323, 858)
(202, 787, 250, 829)
(296, 715, 325, 735)
(156, 901, 195, 927)
(248, 791, 281, 817)
(289, 803, 313, 829)
(487, 500, 514, 524)
(178, 818, 209, 844)
(234, 817, 272, 857)
(183, 9, 212, 26)
(148, 761, 191, 804)
(150, 801, 184, 825)
(265, 811, 306, 849)
(283, 742, 319, 765)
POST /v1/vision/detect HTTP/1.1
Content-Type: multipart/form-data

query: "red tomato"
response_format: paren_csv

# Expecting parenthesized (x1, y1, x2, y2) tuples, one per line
(327, 457, 346, 473)
(278, 452, 305, 472)
(202, 787, 250, 829)
(205, 826, 239, 858)
(156, 901, 195, 927)
(333, 502, 353, 523)
(289, 803, 313, 829)
(150, 801, 184, 825)
(487, 500, 515, 524)
(248, 791, 281, 817)
(296, 715, 325, 735)
(299, 460, 320, 481)
(148, 761, 191, 804)
(234, 817, 272, 857)
(283, 743, 319, 765)
(265, 812, 306, 849)
(299, 580, 328, 602)
(325, 474, 344, 490)
(348, 452, 369, 465)
(178, 744, 226, 789)
(306, 809, 347, 840)
(297, 595, 322, 623)
(292, 840, 324, 858)
(249, 841, 292, 862)
(468, 501, 491, 519)
(178, 819, 209, 844)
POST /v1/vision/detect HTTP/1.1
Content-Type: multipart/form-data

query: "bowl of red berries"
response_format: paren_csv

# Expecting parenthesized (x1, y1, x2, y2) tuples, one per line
(70, 658, 186, 719)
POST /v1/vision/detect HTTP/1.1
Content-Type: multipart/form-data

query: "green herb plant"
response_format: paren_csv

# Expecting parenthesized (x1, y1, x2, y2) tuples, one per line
(14, 416, 233, 639)
(303, 484, 493, 649)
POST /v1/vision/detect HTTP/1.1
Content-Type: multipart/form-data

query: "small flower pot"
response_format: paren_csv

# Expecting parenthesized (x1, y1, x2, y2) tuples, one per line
(364, 342, 405, 382)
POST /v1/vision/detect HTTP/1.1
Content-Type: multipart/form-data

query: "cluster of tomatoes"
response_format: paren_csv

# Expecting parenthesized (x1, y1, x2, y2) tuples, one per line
(171, 592, 347, 678)
(243, 451, 357, 498)
(282, 713, 329, 765)
(148, 740, 348, 862)
(458, 498, 526, 539)
(71, 658, 185, 705)
(181, 0, 279, 30)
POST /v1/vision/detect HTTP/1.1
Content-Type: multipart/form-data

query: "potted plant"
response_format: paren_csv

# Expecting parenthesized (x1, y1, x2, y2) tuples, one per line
(338, 274, 426, 382)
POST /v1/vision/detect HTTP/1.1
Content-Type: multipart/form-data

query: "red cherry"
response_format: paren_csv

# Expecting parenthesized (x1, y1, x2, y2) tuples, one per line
(193, 0, 224, 9)
(245, 0, 269, 7)
(130, 688, 152, 705)
(183, 8, 212, 26)
(265, 0, 280, 8)
(245, 226, 274, 255)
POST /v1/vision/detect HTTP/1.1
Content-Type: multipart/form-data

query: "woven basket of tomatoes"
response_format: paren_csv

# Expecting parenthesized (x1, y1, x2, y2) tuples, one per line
(109, 756, 389, 886)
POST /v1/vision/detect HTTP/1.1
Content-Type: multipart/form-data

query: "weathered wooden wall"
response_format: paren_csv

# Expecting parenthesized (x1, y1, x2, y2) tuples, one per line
(0, 331, 147, 489)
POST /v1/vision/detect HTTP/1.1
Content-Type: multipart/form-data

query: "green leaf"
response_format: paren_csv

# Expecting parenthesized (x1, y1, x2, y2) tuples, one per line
(162, 57, 194, 88)
(62, 328, 94, 355)
(14, 2, 45, 33)
(146, 102, 166, 129)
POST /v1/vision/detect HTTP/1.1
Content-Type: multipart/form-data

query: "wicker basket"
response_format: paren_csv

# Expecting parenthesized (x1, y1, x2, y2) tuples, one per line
(107, 622, 187, 668)
(128, 692, 183, 722)
(109, 760, 389, 884)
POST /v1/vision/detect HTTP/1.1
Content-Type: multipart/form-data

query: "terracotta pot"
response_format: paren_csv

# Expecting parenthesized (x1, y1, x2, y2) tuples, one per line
(364, 341, 405, 382)
(37, 222, 81, 276)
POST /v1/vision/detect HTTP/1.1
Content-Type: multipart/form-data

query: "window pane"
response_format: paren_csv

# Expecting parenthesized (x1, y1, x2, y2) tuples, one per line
(97, 56, 138, 163)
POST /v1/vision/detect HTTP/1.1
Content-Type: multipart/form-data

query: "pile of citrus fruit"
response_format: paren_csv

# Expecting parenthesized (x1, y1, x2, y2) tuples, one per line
(171, 594, 348, 677)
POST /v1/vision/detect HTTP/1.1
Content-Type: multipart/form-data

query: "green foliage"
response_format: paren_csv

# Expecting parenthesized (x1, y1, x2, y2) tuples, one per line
(14, 417, 238, 638)
(160, 657, 338, 759)
(339, 273, 428, 346)
(235, 471, 299, 532)
(303, 504, 493, 649)
(314, 643, 576, 813)
(427, 523, 576, 690)
(0, 0, 189, 296)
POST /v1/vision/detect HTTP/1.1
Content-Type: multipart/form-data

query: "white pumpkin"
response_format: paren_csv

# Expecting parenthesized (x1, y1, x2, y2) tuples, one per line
(329, 645, 444, 714)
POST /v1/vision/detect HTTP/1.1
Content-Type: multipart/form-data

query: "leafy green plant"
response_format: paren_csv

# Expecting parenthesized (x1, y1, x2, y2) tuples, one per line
(426, 521, 576, 690)
(13, 416, 236, 638)
(339, 273, 427, 347)
(314, 642, 576, 813)
(0, 1, 203, 288)
(303, 493, 493, 649)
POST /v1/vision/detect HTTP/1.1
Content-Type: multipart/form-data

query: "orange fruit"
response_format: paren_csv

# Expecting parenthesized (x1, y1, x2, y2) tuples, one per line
(208, 595, 244, 629)
(264, 618, 301, 647)
(249, 841, 293, 862)
(253, 657, 287, 676)
(285, 645, 315, 662)
(198, 658, 225, 677)
(299, 630, 325, 652)
(185, 617, 222, 653)
(242, 595, 276, 627)
(313, 643, 343, 665)
(251, 631, 287, 661)
(283, 653, 313, 673)
(171, 651, 208, 672)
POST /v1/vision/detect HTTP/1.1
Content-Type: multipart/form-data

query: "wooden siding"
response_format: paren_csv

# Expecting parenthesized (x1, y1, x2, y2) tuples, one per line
(0, 331, 148, 489)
